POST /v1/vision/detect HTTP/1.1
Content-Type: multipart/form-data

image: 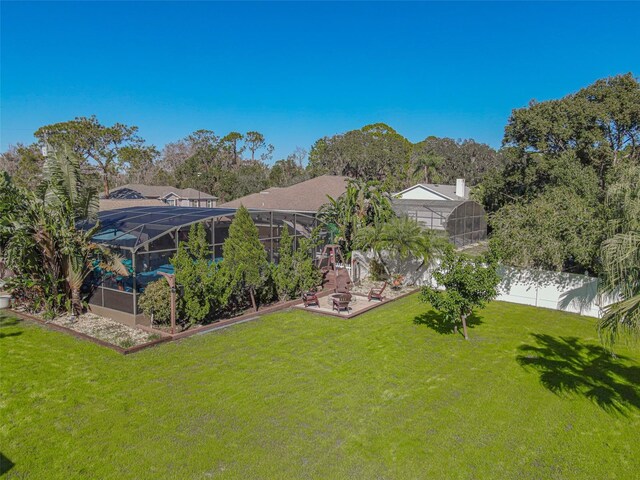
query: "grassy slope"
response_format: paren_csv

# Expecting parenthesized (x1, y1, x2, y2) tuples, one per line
(1, 296, 639, 479)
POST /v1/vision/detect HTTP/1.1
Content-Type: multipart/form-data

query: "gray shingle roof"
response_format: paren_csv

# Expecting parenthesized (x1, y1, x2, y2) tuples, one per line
(108, 184, 217, 200)
(99, 198, 168, 211)
(219, 175, 349, 212)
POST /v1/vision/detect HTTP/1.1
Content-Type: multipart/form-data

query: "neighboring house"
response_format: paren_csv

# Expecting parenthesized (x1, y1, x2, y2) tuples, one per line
(395, 178, 470, 201)
(107, 184, 217, 208)
(99, 198, 166, 211)
(392, 179, 487, 247)
(219, 175, 349, 213)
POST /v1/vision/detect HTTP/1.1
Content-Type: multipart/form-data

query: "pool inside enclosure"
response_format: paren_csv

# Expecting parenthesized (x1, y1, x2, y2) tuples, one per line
(78, 206, 328, 324)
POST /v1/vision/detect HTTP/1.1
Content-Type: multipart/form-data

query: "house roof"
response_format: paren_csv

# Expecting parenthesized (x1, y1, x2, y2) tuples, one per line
(219, 175, 349, 212)
(395, 183, 470, 200)
(108, 184, 217, 200)
(99, 198, 168, 211)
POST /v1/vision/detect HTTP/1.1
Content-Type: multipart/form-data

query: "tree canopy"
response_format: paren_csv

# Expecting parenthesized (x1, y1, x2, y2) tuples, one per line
(35, 116, 144, 196)
(421, 250, 500, 340)
(481, 73, 640, 274)
(222, 206, 269, 311)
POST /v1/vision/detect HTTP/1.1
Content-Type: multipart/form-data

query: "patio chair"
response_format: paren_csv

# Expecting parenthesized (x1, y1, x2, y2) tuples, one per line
(332, 293, 352, 313)
(302, 291, 319, 308)
(334, 269, 352, 294)
(368, 281, 387, 302)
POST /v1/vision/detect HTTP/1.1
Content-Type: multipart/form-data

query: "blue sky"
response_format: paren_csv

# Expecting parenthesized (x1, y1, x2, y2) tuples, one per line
(2, 1, 639, 161)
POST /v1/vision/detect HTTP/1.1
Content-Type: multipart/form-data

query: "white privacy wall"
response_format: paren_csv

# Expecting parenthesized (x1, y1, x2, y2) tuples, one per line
(352, 251, 608, 318)
(496, 267, 603, 317)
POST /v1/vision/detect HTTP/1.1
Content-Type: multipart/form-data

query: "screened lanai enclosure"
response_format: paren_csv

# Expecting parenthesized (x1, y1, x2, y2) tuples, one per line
(392, 199, 487, 247)
(78, 206, 327, 325)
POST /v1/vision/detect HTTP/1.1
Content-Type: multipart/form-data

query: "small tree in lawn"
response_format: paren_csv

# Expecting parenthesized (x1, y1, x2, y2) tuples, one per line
(421, 250, 500, 340)
(223, 206, 269, 311)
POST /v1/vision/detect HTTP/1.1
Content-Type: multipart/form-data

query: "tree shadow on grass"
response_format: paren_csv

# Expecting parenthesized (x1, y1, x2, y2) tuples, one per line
(0, 315, 22, 339)
(517, 334, 640, 415)
(0, 452, 14, 475)
(413, 310, 483, 335)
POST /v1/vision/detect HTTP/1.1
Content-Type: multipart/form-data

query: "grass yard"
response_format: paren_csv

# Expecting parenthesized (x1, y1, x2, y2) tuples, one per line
(1, 295, 639, 479)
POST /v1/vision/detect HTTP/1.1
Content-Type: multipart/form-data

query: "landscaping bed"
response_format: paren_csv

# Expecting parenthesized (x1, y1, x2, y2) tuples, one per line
(11, 307, 161, 348)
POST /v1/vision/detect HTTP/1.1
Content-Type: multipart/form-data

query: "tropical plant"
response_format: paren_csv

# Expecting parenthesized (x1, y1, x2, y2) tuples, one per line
(353, 221, 390, 275)
(1, 145, 128, 316)
(381, 216, 442, 268)
(354, 216, 448, 277)
(412, 149, 444, 184)
(421, 249, 500, 340)
(598, 163, 640, 347)
(319, 179, 393, 255)
(222, 206, 269, 311)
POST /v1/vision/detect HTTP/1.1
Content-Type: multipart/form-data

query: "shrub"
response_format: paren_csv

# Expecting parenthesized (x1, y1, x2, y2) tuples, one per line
(138, 280, 172, 325)
(273, 227, 297, 301)
(293, 237, 322, 293)
(171, 223, 229, 325)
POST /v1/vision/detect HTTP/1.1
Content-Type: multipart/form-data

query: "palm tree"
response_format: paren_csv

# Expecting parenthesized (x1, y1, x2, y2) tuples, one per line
(44, 145, 129, 316)
(412, 151, 444, 184)
(598, 164, 640, 347)
(319, 179, 393, 254)
(2, 145, 128, 316)
(381, 216, 443, 268)
(354, 215, 450, 278)
(353, 221, 390, 276)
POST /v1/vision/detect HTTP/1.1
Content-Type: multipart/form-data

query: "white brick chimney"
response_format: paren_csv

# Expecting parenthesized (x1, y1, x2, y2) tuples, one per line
(456, 178, 466, 198)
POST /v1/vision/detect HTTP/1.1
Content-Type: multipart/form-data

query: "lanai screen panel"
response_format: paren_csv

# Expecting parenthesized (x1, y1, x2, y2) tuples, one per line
(392, 199, 487, 247)
(445, 201, 487, 247)
(79, 206, 237, 250)
(79, 206, 327, 317)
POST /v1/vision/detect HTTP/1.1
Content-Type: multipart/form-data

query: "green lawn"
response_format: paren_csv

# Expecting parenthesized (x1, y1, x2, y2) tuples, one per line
(1, 296, 639, 479)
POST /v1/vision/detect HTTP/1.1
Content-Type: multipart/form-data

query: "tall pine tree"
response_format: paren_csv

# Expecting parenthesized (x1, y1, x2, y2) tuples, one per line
(222, 206, 269, 311)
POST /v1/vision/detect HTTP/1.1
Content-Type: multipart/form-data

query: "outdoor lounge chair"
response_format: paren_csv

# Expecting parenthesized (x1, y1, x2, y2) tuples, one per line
(368, 282, 387, 302)
(334, 268, 352, 294)
(332, 293, 352, 313)
(302, 291, 319, 308)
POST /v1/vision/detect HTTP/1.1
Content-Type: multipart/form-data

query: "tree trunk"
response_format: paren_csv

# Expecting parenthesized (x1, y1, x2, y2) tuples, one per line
(249, 288, 258, 312)
(71, 287, 82, 317)
(375, 250, 391, 277)
(461, 313, 469, 340)
(103, 171, 110, 197)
